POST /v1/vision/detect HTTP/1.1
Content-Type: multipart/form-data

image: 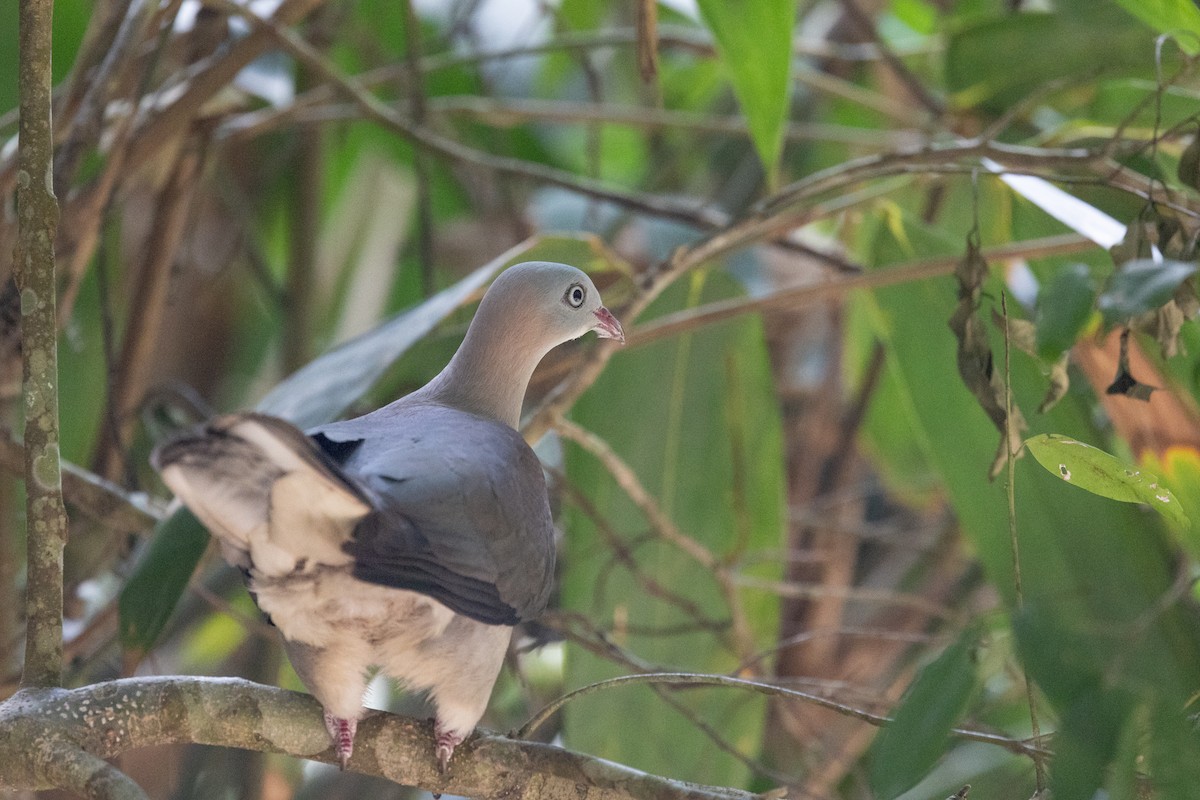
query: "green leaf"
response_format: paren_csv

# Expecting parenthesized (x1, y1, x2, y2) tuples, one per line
(1025, 433, 1190, 529)
(946, 9, 1151, 110)
(1035, 263, 1096, 359)
(695, 0, 796, 181)
(1098, 259, 1198, 325)
(1109, 0, 1200, 55)
(119, 508, 210, 655)
(1049, 688, 1132, 800)
(869, 632, 979, 800)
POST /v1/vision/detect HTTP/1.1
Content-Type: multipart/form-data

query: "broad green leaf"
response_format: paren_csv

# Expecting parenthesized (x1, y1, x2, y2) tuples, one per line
(562, 271, 784, 786)
(696, 0, 796, 181)
(1047, 685, 1132, 800)
(946, 9, 1151, 110)
(1097, 259, 1198, 325)
(1089, 79, 1200, 131)
(869, 632, 979, 800)
(1035, 263, 1096, 359)
(1146, 698, 1200, 800)
(1025, 433, 1189, 529)
(119, 508, 210, 654)
(1109, 0, 1200, 55)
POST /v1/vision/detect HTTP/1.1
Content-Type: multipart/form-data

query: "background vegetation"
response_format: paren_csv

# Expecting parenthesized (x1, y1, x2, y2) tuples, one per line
(4, 0, 1200, 798)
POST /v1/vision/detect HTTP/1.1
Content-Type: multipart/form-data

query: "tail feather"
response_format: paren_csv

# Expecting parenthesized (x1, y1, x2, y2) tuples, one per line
(153, 412, 372, 577)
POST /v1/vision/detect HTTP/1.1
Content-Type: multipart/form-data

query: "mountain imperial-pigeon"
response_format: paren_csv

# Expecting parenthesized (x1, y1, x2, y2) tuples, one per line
(152, 261, 624, 770)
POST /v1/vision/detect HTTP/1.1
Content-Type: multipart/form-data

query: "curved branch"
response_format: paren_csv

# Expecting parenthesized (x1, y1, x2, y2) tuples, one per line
(0, 677, 760, 800)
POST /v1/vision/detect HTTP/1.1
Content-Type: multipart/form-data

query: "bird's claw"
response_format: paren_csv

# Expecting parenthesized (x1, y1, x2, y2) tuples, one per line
(324, 712, 357, 770)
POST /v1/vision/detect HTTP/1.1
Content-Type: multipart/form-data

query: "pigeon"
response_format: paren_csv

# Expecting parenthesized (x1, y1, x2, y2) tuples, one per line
(151, 261, 624, 771)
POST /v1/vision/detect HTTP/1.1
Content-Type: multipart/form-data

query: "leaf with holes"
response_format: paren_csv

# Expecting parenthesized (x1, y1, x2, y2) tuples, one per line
(1025, 434, 1189, 529)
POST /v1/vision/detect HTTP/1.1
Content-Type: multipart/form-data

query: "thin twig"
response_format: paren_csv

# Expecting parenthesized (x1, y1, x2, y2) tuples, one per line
(553, 473, 726, 631)
(553, 417, 717, 568)
(519, 672, 1049, 759)
(734, 576, 952, 619)
(202, 0, 729, 232)
(629, 232, 1096, 349)
(403, 0, 437, 297)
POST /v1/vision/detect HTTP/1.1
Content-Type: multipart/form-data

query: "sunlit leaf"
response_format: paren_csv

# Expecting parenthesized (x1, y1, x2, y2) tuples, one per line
(869, 632, 979, 800)
(1098, 259, 1198, 325)
(1109, 0, 1200, 55)
(695, 0, 796, 180)
(1025, 433, 1189, 529)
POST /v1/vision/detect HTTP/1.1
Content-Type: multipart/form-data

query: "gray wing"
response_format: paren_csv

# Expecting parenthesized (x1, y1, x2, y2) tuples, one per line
(310, 402, 556, 626)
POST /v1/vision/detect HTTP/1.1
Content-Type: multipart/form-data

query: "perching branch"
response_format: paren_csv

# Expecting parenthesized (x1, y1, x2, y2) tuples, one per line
(0, 677, 762, 800)
(14, 0, 67, 690)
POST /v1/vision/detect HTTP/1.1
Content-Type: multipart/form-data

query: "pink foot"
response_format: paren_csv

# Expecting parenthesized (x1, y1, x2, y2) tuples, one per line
(323, 711, 358, 770)
(434, 722, 465, 772)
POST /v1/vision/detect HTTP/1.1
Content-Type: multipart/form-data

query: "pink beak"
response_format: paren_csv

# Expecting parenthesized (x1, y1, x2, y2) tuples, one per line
(592, 307, 625, 344)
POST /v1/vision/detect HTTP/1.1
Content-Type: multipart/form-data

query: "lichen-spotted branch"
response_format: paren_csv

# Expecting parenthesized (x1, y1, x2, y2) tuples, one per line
(14, 0, 67, 690)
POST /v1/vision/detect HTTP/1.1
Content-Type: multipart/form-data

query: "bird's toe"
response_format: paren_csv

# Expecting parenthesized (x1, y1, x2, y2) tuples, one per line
(324, 711, 358, 770)
(434, 724, 465, 772)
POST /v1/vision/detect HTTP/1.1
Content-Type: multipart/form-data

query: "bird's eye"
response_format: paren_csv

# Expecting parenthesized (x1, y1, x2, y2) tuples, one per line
(564, 283, 586, 309)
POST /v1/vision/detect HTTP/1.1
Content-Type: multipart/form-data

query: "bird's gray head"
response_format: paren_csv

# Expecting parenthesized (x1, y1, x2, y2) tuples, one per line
(418, 261, 624, 426)
(480, 261, 625, 349)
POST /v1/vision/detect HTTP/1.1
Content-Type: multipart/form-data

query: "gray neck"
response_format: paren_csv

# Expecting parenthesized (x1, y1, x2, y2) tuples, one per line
(416, 310, 548, 429)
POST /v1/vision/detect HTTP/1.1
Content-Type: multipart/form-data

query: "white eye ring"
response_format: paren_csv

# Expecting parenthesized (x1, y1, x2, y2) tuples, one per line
(565, 283, 586, 309)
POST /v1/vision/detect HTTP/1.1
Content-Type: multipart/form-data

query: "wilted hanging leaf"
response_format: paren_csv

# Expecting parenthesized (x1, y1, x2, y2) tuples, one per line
(1108, 218, 1153, 268)
(1025, 433, 1190, 529)
(948, 234, 1025, 477)
(1107, 329, 1157, 401)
